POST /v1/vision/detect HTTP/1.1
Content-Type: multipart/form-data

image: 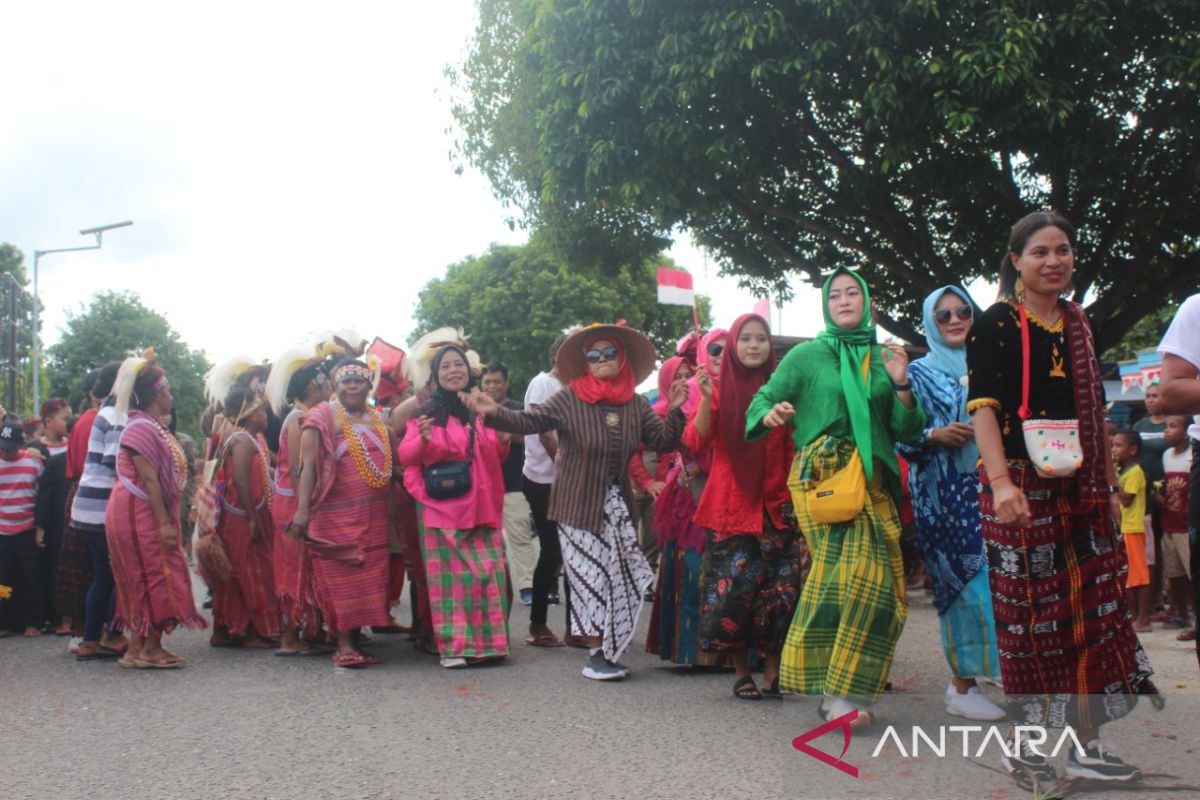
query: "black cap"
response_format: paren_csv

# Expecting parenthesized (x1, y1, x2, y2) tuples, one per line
(0, 416, 24, 451)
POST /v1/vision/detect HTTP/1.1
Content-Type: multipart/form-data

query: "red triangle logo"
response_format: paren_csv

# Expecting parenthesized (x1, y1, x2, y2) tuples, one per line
(791, 710, 860, 778)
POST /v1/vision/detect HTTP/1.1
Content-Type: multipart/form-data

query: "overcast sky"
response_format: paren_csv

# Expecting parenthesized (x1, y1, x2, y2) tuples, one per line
(1, 1, 832, 374)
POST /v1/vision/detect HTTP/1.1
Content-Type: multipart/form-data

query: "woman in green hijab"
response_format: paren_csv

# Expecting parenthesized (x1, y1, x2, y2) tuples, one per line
(745, 268, 926, 727)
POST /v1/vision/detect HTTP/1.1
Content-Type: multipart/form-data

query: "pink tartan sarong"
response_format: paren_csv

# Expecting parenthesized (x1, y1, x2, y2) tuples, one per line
(272, 416, 320, 635)
(106, 438, 206, 636)
(421, 522, 509, 658)
(212, 436, 281, 638)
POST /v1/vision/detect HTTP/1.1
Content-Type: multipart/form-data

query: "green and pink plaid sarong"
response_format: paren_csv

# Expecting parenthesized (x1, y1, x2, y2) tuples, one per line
(421, 522, 510, 658)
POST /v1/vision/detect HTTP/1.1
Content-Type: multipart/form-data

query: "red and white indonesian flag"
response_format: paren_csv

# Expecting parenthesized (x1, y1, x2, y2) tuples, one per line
(656, 267, 695, 306)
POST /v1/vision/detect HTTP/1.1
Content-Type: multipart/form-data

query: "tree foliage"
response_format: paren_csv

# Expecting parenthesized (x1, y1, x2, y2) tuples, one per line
(46, 292, 211, 438)
(0, 244, 42, 414)
(1101, 304, 1177, 364)
(411, 241, 711, 396)
(452, 0, 1200, 349)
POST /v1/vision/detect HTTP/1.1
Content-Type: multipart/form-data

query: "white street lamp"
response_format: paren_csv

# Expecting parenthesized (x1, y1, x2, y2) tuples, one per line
(31, 220, 133, 411)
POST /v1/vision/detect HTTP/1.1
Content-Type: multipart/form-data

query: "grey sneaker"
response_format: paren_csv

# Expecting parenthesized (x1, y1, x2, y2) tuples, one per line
(581, 652, 626, 681)
(1066, 740, 1141, 782)
(1001, 740, 1057, 790)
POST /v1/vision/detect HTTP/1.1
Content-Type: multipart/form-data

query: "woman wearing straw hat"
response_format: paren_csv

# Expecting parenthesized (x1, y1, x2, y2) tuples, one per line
(466, 324, 689, 681)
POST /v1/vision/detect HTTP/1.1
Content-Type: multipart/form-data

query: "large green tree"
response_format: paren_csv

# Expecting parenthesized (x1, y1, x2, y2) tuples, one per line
(452, 0, 1200, 348)
(412, 242, 711, 395)
(46, 291, 211, 438)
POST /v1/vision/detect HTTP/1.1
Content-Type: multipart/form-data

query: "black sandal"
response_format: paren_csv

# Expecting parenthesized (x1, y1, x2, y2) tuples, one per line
(733, 676, 762, 700)
(761, 677, 783, 700)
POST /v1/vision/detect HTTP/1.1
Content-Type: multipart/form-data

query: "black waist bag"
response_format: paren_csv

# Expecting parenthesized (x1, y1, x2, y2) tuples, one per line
(423, 423, 475, 500)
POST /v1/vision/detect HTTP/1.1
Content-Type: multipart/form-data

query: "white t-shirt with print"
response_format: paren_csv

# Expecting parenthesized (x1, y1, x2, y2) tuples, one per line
(1158, 294, 1200, 441)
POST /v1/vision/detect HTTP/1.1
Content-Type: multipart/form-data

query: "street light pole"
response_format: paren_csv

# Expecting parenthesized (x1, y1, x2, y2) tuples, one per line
(30, 220, 132, 412)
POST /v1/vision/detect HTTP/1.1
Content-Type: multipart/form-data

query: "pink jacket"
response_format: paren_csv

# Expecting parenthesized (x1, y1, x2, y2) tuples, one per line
(398, 414, 508, 531)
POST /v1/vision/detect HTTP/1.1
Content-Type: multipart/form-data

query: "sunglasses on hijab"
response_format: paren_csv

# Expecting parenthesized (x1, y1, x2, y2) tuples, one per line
(585, 346, 620, 363)
(933, 305, 973, 325)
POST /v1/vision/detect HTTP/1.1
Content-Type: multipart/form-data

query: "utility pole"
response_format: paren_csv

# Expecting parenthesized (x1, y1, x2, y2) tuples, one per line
(4, 274, 17, 413)
(31, 220, 133, 410)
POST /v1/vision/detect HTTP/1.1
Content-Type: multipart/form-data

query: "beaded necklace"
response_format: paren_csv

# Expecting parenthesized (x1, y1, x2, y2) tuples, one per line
(334, 400, 392, 489)
(149, 416, 188, 491)
(253, 432, 274, 501)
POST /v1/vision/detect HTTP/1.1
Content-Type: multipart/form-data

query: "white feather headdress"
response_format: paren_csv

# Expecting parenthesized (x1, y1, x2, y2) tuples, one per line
(204, 355, 258, 406)
(265, 346, 325, 416)
(113, 347, 157, 424)
(314, 329, 367, 359)
(405, 327, 481, 389)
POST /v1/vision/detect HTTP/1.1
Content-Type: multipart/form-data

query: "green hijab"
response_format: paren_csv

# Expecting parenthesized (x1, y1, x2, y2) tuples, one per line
(816, 268, 878, 478)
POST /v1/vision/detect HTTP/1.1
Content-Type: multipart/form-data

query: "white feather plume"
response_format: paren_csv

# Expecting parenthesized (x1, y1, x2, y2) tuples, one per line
(314, 329, 367, 359)
(265, 346, 320, 416)
(406, 327, 479, 388)
(204, 355, 257, 405)
(113, 355, 148, 424)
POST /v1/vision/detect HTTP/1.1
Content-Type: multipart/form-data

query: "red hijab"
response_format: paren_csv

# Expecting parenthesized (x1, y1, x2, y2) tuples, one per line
(570, 335, 637, 405)
(718, 314, 776, 495)
(652, 356, 688, 418)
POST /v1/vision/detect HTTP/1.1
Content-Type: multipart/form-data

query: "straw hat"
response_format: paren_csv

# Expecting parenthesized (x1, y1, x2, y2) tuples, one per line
(556, 324, 658, 384)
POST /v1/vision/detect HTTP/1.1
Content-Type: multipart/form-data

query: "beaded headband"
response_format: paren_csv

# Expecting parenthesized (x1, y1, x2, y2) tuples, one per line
(333, 363, 373, 385)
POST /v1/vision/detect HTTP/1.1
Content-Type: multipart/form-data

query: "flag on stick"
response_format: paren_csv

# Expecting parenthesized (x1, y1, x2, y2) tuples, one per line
(656, 267, 695, 306)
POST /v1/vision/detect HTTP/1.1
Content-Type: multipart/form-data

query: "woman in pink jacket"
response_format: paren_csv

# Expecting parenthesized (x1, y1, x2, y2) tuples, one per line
(399, 344, 510, 669)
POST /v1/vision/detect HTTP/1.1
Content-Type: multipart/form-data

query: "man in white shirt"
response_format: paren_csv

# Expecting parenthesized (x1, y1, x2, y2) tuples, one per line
(1156, 293, 1200, 665)
(522, 334, 579, 647)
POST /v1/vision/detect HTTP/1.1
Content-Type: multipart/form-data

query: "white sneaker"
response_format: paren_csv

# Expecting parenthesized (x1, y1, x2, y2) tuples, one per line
(67, 636, 83, 655)
(823, 696, 873, 727)
(440, 656, 467, 669)
(945, 683, 1006, 720)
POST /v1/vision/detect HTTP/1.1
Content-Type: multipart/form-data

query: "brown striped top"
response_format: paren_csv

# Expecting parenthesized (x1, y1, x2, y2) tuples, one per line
(489, 387, 685, 533)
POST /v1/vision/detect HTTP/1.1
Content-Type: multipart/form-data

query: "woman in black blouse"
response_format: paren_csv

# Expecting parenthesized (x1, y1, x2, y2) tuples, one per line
(967, 212, 1156, 788)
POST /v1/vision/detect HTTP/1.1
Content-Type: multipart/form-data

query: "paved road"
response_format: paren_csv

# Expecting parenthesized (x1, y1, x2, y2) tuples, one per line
(3, 580, 1197, 800)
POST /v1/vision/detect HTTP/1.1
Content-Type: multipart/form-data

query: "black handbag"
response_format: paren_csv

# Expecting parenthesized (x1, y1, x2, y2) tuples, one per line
(422, 422, 475, 500)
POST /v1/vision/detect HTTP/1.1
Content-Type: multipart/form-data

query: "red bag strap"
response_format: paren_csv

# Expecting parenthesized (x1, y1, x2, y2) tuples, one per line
(1017, 304, 1031, 421)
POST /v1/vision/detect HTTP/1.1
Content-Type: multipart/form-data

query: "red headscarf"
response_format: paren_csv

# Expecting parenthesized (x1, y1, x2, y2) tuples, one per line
(651, 356, 689, 418)
(718, 313, 776, 495)
(570, 335, 637, 405)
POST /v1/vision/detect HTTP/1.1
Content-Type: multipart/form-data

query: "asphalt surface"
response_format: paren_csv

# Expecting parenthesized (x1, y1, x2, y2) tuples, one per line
(3, 576, 1197, 800)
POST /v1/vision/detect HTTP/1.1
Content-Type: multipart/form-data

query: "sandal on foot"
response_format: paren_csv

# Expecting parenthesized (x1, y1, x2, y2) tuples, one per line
(761, 678, 783, 700)
(733, 676, 762, 700)
(332, 651, 368, 669)
(562, 634, 590, 649)
(134, 656, 184, 669)
(524, 633, 565, 648)
(1177, 627, 1197, 641)
(274, 646, 332, 657)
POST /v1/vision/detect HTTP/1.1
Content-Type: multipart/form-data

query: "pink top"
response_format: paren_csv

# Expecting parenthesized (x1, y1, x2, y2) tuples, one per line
(399, 414, 508, 531)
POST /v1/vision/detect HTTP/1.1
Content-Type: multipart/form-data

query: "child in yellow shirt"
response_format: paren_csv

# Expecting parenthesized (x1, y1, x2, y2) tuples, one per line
(1112, 429, 1150, 632)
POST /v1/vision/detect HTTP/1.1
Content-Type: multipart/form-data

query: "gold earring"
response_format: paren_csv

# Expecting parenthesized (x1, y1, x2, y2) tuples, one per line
(1014, 276, 1025, 304)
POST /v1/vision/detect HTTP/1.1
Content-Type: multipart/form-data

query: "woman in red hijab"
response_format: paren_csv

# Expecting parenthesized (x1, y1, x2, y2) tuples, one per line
(686, 313, 806, 699)
(469, 324, 689, 682)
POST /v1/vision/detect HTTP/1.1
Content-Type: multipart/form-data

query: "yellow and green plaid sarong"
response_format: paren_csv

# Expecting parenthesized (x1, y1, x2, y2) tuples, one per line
(779, 436, 907, 706)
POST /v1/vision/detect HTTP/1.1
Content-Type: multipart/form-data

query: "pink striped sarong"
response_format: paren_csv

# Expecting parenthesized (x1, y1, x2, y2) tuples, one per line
(212, 432, 281, 638)
(106, 413, 207, 636)
(272, 412, 320, 635)
(303, 404, 390, 632)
